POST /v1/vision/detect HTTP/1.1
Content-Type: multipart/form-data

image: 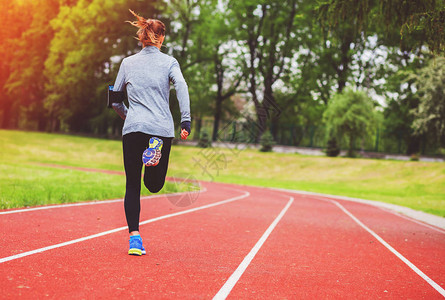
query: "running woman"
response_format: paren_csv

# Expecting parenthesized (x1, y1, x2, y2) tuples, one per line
(112, 10, 191, 256)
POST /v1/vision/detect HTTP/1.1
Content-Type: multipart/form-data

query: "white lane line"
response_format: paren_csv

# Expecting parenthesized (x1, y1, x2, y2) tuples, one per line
(378, 207, 445, 235)
(213, 196, 294, 300)
(0, 188, 207, 215)
(272, 187, 445, 231)
(0, 188, 248, 264)
(331, 200, 445, 298)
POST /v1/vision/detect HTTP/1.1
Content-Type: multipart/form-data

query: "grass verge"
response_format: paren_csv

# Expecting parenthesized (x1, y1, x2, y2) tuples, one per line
(167, 142, 445, 217)
(1, 130, 444, 217)
(0, 130, 189, 209)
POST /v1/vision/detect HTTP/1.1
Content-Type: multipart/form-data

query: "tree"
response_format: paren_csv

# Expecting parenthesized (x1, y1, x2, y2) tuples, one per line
(268, 1, 370, 147)
(323, 89, 377, 157)
(166, 0, 246, 141)
(371, 15, 433, 155)
(411, 57, 445, 148)
(326, 136, 340, 157)
(165, 0, 202, 67)
(382, 57, 427, 155)
(0, 0, 33, 128)
(317, 0, 440, 155)
(211, 43, 245, 141)
(207, 8, 245, 142)
(318, 0, 445, 55)
(5, 0, 71, 131)
(43, 0, 161, 133)
(164, 0, 220, 138)
(230, 0, 299, 141)
(184, 60, 215, 139)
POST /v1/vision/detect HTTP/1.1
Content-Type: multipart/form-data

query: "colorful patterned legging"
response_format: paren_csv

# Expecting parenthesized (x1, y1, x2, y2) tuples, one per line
(122, 131, 172, 233)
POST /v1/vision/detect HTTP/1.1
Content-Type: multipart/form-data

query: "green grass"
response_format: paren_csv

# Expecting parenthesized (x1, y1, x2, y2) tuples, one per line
(0, 163, 125, 208)
(167, 145, 445, 216)
(1, 130, 444, 217)
(0, 130, 188, 209)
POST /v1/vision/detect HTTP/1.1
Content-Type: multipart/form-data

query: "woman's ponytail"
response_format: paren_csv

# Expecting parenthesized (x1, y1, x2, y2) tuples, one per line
(127, 10, 165, 47)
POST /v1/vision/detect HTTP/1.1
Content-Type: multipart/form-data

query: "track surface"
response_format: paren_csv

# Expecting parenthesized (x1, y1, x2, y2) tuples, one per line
(1, 173, 445, 299)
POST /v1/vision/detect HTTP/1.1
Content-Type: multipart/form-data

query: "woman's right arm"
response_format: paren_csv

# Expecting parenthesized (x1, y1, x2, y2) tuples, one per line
(169, 58, 191, 125)
(112, 60, 128, 120)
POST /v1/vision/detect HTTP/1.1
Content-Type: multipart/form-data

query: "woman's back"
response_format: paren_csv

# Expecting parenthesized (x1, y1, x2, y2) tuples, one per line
(114, 46, 190, 138)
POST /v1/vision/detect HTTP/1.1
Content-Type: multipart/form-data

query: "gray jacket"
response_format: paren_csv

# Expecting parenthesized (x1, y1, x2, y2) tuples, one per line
(112, 46, 191, 138)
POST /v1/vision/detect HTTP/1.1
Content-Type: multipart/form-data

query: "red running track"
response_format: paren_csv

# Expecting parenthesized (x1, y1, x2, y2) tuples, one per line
(1, 178, 444, 299)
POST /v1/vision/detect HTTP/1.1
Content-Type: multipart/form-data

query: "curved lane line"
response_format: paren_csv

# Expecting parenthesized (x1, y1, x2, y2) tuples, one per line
(329, 199, 445, 297)
(0, 188, 208, 215)
(377, 207, 445, 235)
(272, 187, 445, 231)
(0, 188, 248, 264)
(213, 196, 294, 300)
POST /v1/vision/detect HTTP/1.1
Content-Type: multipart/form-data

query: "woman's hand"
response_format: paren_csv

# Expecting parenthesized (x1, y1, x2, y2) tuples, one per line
(181, 121, 191, 140)
(181, 129, 188, 140)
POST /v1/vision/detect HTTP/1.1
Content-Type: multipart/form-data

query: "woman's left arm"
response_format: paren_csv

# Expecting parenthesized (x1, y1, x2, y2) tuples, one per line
(112, 59, 128, 120)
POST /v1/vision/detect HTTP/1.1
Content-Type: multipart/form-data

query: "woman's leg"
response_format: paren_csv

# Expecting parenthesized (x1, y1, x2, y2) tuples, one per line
(143, 136, 172, 193)
(122, 132, 148, 233)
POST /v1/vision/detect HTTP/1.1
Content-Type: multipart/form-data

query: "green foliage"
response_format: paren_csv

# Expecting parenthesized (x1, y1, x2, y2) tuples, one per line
(382, 68, 421, 155)
(260, 131, 275, 152)
(323, 89, 377, 157)
(229, 0, 303, 138)
(318, 0, 445, 55)
(0, 0, 34, 128)
(411, 57, 445, 147)
(0, 0, 443, 157)
(4, 0, 68, 131)
(164, 0, 217, 132)
(43, 0, 161, 133)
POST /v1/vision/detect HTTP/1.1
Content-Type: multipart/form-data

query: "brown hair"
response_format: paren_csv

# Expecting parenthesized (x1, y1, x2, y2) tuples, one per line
(127, 10, 165, 47)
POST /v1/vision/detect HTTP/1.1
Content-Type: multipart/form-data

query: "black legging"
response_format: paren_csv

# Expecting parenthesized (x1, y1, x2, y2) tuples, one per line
(122, 131, 172, 233)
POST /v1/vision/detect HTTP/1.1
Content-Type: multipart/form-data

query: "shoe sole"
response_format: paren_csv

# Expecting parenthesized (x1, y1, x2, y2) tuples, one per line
(128, 248, 142, 256)
(143, 148, 162, 167)
(149, 137, 163, 151)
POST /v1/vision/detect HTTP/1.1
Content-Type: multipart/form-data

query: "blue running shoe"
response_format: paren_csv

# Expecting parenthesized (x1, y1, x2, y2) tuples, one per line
(142, 137, 163, 167)
(149, 136, 163, 150)
(128, 235, 143, 256)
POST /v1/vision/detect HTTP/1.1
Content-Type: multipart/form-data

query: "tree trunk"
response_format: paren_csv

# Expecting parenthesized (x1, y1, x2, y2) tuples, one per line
(271, 114, 280, 141)
(212, 47, 223, 142)
(212, 95, 222, 141)
(195, 117, 202, 140)
(337, 30, 353, 93)
(49, 114, 60, 133)
(249, 81, 260, 143)
(37, 115, 47, 131)
(32, 102, 48, 131)
(406, 135, 421, 155)
(0, 101, 12, 129)
(348, 135, 356, 157)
